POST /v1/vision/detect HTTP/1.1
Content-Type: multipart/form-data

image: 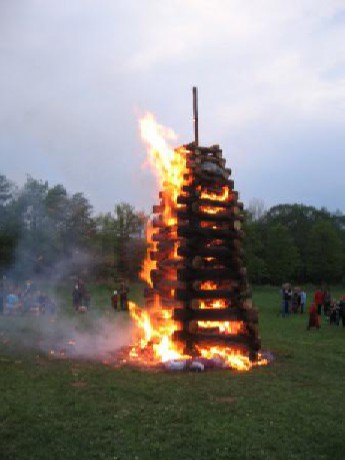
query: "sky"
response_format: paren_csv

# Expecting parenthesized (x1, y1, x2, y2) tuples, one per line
(0, 0, 344, 215)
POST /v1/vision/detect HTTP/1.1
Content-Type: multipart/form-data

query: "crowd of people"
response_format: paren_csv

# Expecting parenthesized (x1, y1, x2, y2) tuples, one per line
(280, 284, 307, 317)
(280, 283, 345, 329)
(0, 276, 131, 315)
(71, 278, 130, 313)
(0, 278, 56, 316)
(111, 281, 129, 311)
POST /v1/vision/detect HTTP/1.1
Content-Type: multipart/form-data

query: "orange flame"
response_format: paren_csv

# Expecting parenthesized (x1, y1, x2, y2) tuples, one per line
(139, 220, 156, 286)
(129, 299, 184, 363)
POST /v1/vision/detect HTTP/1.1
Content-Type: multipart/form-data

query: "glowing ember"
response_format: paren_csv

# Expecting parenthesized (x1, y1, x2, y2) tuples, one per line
(200, 186, 230, 201)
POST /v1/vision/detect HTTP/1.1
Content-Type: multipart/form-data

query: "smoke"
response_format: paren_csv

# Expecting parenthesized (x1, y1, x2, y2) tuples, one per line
(0, 310, 134, 363)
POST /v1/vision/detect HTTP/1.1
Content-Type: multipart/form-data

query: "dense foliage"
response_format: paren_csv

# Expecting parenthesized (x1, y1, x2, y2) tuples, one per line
(244, 203, 345, 285)
(0, 174, 146, 282)
(0, 173, 344, 284)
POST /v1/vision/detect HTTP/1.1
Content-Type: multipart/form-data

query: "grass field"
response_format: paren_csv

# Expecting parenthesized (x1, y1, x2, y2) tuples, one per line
(1, 284, 344, 460)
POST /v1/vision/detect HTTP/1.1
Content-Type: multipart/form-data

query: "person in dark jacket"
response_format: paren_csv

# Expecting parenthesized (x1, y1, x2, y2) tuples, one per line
(339, 296, 345, 327)
(119, 282, 129, 311)
(111, 290, 118, 310)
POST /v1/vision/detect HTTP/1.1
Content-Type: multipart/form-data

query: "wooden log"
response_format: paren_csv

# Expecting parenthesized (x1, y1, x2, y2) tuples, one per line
(157, 240, 176, 251)
(155, 279, 185, 290)
(177, 225, 245, 240)
(183, 171, 229, 186)
(149, 250, 172, 262)
(201, 186, 239, 202)
(177, 267, 247, 282)
(173, 330, 260, 351)
(152, 226, 178, 240)
(157, 259, 183, 269)
(152, 204, 165, 213)
(177, 245, 243, 260)
(144, 297, 182, 309)
(185, 143, 222, 155)
(175, 287, 251, 301)
(186, 156, 227, 169)
(179, 237, 243, 251)
(187, 255, 245, 271)
(177, 209, 243, 224)
(177, 239, 244, 260)
(192, 203, 243, 218)
(173, 307, 258, 323)
(194, 166, 232, 181)
(177, 195, 236, 208)
(152, 218, 167, 228)
(181, 185, 199, 195)
(151, 234, 178, 244)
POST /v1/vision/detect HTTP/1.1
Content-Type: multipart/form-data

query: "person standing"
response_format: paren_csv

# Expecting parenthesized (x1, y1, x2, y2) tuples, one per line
(339, 296, 345, 327)
(314, 288, 324, 316)
(119, 282, 128, 311)
(300, 289, 306, 314)
(111, 290, 118, 311)
(292, 288, 299, 314)
(323, 288, 331, 316)
(283, 285, 292, 317)
(72, 283, 82, 311)
(307, 303, 320, 330)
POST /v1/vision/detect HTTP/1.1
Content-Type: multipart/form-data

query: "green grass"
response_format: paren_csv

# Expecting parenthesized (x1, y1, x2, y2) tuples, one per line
(1, 285, 345, 460)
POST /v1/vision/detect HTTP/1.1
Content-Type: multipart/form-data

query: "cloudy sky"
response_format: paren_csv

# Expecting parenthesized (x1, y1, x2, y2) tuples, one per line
(1, 0, 344, 214)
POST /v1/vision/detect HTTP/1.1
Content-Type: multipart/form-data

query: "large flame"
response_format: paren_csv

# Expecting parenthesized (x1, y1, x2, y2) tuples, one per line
(129, 113, 266, 371)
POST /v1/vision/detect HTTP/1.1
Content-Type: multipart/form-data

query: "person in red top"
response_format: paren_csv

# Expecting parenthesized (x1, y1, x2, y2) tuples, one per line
(314, 289, 324, 316)
(307, 303, 320, 330)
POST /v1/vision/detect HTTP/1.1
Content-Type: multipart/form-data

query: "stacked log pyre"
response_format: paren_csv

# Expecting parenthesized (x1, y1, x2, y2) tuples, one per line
(146, 141, 261, 363)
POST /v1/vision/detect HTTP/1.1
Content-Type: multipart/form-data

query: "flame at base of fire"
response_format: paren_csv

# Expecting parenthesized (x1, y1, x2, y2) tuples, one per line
(128, 300, 188, 365)
(128, 300, 268, 371)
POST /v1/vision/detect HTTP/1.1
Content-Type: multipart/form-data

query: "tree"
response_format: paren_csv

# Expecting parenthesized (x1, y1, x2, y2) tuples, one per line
(0, 174, 18, 271)
(263, 204, 336, 281)
(64, 192, 95, 251)
(243, 218, 268, 284)
(263, 224, 300, 285)
(114, 203, 147, 279)
(306, 220, 344, 284)
(13, 176, 50, 276)
(0, 174, 15, 206)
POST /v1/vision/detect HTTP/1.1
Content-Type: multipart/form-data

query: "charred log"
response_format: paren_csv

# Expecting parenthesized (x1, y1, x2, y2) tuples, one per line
(173, 307, 258, 323)
(173, 330, 260, 351)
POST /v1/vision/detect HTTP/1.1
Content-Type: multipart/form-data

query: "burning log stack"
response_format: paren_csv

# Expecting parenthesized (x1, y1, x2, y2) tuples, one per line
(145, 141, 260, 363)
(130, 89, 265, 370)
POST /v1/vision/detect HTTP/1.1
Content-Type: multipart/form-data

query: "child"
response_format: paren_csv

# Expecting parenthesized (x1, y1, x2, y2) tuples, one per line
(307, 303, 320, 330)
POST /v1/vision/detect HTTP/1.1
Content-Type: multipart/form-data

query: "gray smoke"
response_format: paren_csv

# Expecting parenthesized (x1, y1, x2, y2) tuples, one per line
(0, 310, 134, 363)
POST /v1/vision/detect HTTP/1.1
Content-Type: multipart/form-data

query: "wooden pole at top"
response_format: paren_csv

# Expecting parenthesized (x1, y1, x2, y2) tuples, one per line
(193, 86, 199, 146)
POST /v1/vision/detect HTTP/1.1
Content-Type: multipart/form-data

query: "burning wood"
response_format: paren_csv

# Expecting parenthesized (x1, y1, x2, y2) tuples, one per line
(129, 90, 267, 371)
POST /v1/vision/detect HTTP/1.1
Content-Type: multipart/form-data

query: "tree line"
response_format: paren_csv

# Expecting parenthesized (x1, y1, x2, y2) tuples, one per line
(0, 174, 146, 282)
(244, 201, 345, 285)
(0, 173, 344, 285)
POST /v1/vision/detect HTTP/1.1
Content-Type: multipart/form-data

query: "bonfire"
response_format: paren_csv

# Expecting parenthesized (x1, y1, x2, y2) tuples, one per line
(128, 88, 267, 371)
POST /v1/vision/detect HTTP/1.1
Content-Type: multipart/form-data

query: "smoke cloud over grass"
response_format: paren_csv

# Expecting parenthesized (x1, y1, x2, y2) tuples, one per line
(0, 308, 133, 363)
